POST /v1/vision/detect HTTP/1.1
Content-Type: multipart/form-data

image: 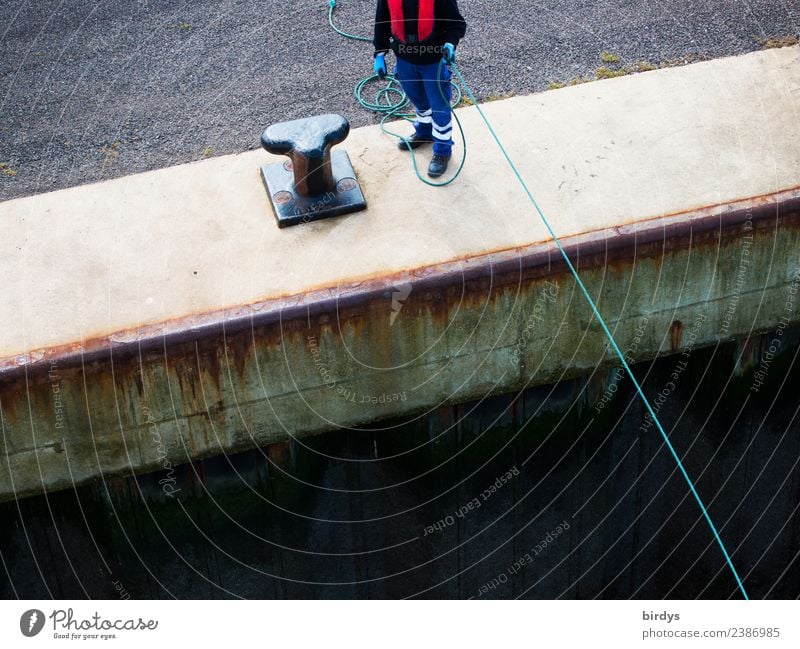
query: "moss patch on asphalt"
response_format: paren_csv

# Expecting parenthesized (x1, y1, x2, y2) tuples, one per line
(600, 50, 621, 64)
(545, 50, 715, 90)
(595, 66, 627, 79)
(100, 140, 122, 167)
(758, 34, 798, 49)
(457, 90, 516, 108)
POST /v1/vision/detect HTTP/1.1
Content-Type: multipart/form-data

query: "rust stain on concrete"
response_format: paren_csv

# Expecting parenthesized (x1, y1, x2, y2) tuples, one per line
(670, 320, 684, 353)
(1, 189, 798, 386)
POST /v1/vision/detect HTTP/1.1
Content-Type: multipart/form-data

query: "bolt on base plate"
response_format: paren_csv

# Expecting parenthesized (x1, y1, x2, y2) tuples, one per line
(260, 150, 366, 228)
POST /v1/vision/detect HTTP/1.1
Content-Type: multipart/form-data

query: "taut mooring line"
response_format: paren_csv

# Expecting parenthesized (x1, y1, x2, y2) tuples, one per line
(448, 61, 749, 600)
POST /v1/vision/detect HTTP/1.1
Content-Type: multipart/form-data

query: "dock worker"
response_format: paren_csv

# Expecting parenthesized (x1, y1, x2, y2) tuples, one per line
(373, 0, 467, 178)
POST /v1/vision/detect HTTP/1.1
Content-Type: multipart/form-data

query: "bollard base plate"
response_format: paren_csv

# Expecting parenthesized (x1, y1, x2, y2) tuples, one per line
(260, 150, 367, 228)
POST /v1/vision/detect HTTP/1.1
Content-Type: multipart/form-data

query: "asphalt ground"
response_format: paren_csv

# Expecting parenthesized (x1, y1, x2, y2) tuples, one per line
(0, 0, 797, 200)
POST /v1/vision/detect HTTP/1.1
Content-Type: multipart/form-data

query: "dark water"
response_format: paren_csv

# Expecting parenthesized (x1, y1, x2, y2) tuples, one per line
(2, 331, 799, 599)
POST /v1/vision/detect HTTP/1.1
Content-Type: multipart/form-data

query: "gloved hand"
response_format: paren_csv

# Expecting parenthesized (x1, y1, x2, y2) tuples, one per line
(373, 53, 387, 78)
(442, 43, 456, 63)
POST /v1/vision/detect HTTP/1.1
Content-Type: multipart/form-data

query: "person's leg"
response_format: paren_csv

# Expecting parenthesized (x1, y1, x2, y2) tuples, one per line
(394, 57, 433, 139)
(420, 62, 454, 157)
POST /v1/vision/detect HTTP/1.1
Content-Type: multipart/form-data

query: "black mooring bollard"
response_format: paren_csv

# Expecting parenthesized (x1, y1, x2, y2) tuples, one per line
(260, 114, 367, 228)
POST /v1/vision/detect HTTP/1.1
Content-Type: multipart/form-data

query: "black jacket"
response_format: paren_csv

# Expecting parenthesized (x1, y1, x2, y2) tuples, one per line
(374, 0, 466, 65)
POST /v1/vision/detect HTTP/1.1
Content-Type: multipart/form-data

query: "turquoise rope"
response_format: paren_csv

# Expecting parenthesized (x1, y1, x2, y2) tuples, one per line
(328, 0, 749, 600)
(329, 0, 466, 186)
(449, 61, 749, 600)
(327, 0, 371, 41)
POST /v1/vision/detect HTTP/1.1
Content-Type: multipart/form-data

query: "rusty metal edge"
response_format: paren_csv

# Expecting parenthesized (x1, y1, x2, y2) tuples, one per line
(2, 187, 799, 382)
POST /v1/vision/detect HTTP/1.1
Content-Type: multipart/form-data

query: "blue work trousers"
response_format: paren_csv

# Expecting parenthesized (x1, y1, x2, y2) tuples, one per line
(394, 57, 454, 157)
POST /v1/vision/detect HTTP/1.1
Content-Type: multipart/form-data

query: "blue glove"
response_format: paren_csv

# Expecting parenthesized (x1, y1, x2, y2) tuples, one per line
(374, 53, 387, 78)
(443, 43, 456, 63)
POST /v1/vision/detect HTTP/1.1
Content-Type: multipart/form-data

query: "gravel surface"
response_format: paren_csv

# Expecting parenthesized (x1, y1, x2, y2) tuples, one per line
(1, 0, 797, 201)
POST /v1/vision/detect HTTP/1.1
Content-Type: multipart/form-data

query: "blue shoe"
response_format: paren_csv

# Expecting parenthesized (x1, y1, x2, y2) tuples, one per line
(427, 154, 450, 178)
